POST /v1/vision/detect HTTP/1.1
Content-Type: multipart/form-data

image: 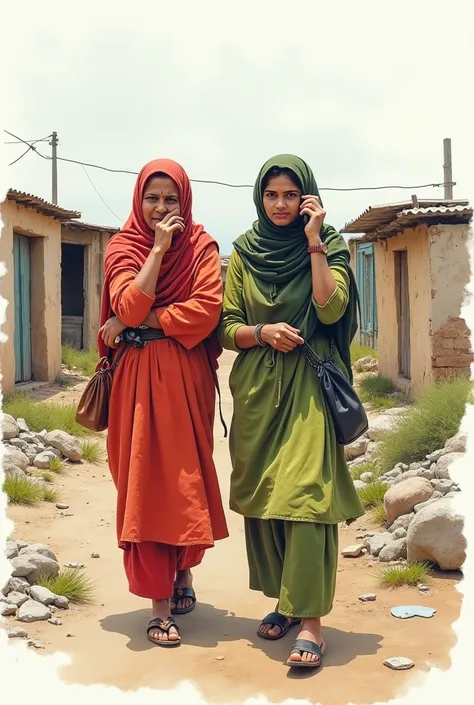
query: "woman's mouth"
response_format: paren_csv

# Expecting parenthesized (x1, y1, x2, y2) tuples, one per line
(274, 213, 290, 219)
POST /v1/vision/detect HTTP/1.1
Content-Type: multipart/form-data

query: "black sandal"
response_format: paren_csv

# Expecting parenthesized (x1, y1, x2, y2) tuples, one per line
(287, 639, 325, 668)
(257, 612, 301, 641)
(170, 586, 197, 615)
(146, 617, 181, 648)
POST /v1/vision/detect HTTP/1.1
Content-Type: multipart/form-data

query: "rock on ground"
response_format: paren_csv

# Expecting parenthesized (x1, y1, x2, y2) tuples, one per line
(17, 599, 52, 623)
(345, 438, 369, 460)
(10, 556, 37, 578)
(33, 451, 58, 469)
(354, 357, 378, 373)
(388, 513, 415, 533)
(367, 415, 395, 441)
(2, 576, 30, 595)
(1, 602, 17, 617)
(25, 554, 60, 584)
(434, 452, 464, 480)
(3, 446, 30, 472)
(444, 431, 467, 454)
(384, 657, 415, 671)
(8, 627, 28, 639)
(1, 414, 20, 439)
(342, 544, 364, 557)
(366, 532, 393, 557)
(378, 538, 407, 562)
(5, 591, 29, 608)
(20, 544, 58, 562)
(44, 430, 83, 461)
(29, 585, 58, 606)
(384, 477, 434, 525)
(407, 497, 466, 570)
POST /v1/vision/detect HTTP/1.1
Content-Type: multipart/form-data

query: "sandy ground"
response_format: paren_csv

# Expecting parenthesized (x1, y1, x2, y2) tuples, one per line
(4, 351, 462, 705)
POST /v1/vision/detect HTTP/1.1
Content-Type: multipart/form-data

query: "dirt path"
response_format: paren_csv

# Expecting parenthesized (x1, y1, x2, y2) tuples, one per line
(6, 352, 461, 705)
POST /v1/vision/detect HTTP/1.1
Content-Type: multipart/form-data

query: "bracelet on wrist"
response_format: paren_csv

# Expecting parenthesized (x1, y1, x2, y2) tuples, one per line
(254, 323, 267, 347)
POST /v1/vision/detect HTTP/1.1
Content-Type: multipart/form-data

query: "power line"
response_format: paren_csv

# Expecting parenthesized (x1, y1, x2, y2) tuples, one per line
(3, 128, 457, 193)
(81, 164, 124, 223)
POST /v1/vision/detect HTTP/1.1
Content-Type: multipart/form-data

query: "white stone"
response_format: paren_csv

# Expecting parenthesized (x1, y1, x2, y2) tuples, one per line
(431, 479, 454, 495)
(384, 657, 414, 671)
(345, 438, 369, 460)
(353, 480, 367, 491)
(407, 497, 466, 570)
(392, 527, 407, 540)
(341, 544, 364, 557)
(434, 452, 464, 480)
(384, 477, 434, 524)
(354, 356, 378, 373)
(7, 627, 28, 638)
(0, 602, 17, 616)
(29, 585, 57, 606)
(44, 430, 83, 461)
(3, 446, 30, 472)
(366, 532, 393, 557)
(10, 556, 36, 578)
(379, 538, 407, 562)
(33, 451, 58, 469)
(16, 418, 30, 433)
(20, 543, 58, 562)
(360, 471, 374, 483)
(6, 591, 29, 608)
(1, 413, 20, 440)
(444, 431, 467, 454)
(367, 415, 395, 441)
(3, 577, 30, 594)
(24, 554, 60, 584)
(17, 599, 52, 622)
(5, 541, 19, 560)
(53, 595, 70, 610)
(359, 593, 376, 601)
(388, 513, 415, 533)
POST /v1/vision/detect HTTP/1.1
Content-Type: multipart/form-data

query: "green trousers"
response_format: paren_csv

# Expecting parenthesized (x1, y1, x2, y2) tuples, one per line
(244, 518, 339, 619)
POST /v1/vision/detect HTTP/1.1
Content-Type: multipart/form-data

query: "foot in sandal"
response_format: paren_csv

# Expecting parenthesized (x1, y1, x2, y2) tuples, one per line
(170, 569, 196, 615)
(287, 618, 326, 667)
(257, 608, 301, 640)
(147, 599, 181, 647)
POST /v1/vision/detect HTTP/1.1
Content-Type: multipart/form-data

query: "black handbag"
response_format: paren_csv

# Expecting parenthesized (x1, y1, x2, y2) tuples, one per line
(302, 339, 368, 446)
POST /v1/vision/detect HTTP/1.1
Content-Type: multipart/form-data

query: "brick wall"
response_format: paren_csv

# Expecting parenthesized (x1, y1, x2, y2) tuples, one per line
(431, 316, 473, 380)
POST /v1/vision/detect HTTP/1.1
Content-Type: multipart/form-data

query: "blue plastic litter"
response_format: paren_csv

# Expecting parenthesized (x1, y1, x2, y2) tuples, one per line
(391, 605, 437, 619)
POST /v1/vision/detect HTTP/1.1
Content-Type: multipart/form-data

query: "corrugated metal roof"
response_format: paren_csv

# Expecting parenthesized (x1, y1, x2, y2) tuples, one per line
(62, 220, 120, 234)
(342, 198, 470, 235)
(4, 189, 81, 221)
(398, 205, 472, 217)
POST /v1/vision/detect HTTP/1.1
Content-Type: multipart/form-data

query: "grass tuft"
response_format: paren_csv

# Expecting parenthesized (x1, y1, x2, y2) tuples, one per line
(371, 500, 388, 526)
(41, 485, 60, 503)
(358, 375, 412, 410)
(80, 440, 105, 465)
(61, 344, 99, 378)
(357, 481, 388, 509)
(377, 376, 473, 471)
(55, 375, 74, 388)
(378, 561, 431, 588)
(49, 457, 67, 474)
(350, 461, 379, 481)
(351, 343, 378, 363)
(34, 470, 55, 483)
(2, 392, 97, 437)
(3, 475, 44, 505)
(37, 568, 95, 604)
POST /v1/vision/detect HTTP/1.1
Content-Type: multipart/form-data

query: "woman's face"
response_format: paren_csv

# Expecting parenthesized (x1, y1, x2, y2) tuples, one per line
(262, 174, 302, 227)
(142, 175, 180, 230)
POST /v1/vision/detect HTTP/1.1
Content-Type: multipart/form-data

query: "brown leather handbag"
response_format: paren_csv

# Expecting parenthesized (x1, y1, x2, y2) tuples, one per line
(75, 346, 127, 432)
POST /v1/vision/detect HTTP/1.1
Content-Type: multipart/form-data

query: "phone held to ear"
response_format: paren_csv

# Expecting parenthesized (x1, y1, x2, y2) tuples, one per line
(302, 214, 309, 226)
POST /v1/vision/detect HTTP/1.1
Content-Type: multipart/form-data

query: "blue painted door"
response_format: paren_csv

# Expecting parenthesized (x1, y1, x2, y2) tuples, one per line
(356, 242, 377, 344)
(13, 233, 32, 383)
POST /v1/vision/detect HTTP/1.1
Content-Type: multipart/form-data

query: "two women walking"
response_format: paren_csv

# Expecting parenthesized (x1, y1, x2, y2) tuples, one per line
(98, 153, 363, 667)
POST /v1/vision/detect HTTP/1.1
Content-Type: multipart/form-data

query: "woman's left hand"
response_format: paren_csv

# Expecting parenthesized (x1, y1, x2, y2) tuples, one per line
(99, 316, 127, 349)
(301, 195, 326, 241)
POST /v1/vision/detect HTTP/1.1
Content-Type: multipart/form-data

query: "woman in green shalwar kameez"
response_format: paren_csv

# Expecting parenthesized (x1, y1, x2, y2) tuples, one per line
(218, 155, 364, 669)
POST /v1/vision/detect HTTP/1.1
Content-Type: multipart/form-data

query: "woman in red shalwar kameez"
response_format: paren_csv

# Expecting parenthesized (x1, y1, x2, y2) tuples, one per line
(98, 159, 228, 647)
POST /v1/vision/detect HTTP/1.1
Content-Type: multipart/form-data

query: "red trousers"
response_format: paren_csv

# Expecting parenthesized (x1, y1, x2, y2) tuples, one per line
(122, 541, 206, 600)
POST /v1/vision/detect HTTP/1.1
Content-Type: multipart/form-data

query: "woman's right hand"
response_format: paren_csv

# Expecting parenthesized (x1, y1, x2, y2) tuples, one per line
(260, 323, 304, 352)
(154, 211, 185, 253)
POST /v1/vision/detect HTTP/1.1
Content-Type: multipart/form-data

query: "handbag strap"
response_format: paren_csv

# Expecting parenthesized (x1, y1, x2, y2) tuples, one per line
(302, 338, 335, 370)
(109, 343, 127, 372)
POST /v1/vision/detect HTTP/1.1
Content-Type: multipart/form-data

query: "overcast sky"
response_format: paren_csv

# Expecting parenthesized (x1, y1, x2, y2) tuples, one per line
(1, 0, 473, 254)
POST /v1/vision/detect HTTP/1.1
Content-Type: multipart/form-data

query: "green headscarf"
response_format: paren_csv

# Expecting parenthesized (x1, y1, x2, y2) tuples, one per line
(233, 154, 360, 382)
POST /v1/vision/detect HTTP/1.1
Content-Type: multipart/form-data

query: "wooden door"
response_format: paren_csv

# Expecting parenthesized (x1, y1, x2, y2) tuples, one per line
(395, 250, 410, 378)
(13, 233, 32, 383)
(356, 242, 378, 348)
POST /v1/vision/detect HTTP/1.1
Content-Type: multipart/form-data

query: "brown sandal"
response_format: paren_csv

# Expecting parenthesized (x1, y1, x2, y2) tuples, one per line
(146, 616, 181, 648)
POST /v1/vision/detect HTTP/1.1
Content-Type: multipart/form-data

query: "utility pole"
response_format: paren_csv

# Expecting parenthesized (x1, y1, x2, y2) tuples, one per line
(443, 138, 453, 200)
(50, 131, 58, 204)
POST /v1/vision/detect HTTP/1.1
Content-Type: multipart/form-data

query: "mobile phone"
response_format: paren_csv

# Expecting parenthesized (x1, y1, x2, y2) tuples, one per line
(302, 214, 309, 226)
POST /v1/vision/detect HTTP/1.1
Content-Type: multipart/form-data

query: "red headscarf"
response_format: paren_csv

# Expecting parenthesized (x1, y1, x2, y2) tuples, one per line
(98, 159, 219, 359)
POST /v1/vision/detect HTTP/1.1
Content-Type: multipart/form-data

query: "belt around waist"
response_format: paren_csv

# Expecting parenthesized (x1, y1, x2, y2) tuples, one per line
(122, 327, 167, 348)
